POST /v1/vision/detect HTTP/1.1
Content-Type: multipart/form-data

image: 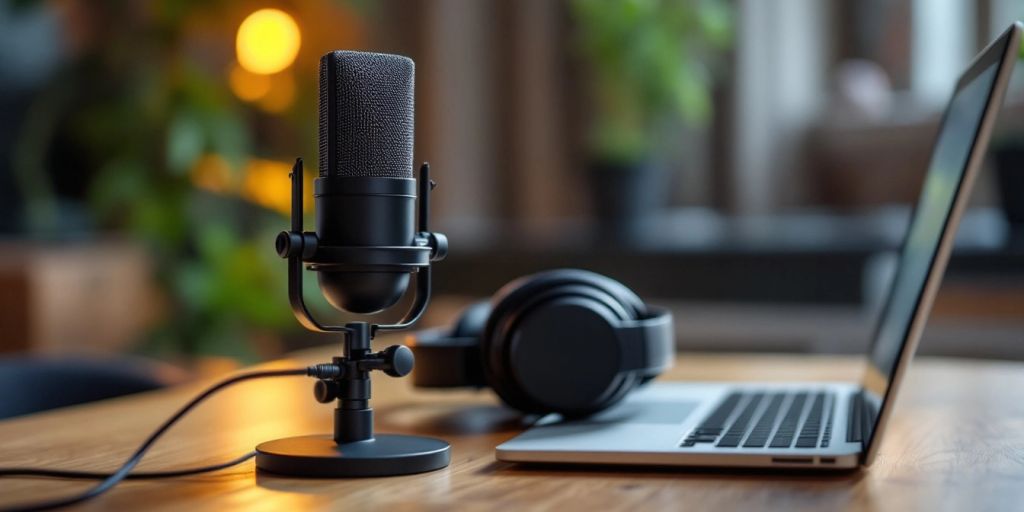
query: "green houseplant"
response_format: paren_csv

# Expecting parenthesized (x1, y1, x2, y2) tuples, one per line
(10, 0, 329, 362)
(79, 3, 297, 362)
(570, 0, 731, 241)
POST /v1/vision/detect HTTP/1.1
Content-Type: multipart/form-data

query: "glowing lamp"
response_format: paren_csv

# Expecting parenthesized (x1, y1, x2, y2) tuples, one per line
(236, 9, 301, 75)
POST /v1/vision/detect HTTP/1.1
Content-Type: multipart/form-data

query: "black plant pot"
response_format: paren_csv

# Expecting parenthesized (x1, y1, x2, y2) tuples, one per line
(993, 145, 1024, 247)
(588, 160, 666, 245)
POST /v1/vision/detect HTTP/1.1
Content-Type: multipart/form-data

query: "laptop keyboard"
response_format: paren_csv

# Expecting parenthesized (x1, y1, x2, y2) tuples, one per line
(680, 390, 836, 449)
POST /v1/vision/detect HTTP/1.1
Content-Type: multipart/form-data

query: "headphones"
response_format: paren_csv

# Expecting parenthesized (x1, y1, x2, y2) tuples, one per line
(410, 269, 674, 416)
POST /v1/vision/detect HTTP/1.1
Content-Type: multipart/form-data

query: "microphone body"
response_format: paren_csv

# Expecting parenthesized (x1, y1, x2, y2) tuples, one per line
(315, 51, 417, 314)
(314, 177, 415, 313)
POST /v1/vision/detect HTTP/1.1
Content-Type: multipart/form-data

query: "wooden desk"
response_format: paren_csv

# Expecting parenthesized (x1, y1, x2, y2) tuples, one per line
(2, 346, 1024, 511)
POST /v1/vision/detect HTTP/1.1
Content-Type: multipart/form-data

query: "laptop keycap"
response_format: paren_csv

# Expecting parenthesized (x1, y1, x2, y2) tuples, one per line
(681, 392, 743, 446)
(794, 392, 826, 447)
(768, 392, 808, 448)
(716, 393, 765, 447)
(821, 394, 835, 447)
(742, 393, 785, 448)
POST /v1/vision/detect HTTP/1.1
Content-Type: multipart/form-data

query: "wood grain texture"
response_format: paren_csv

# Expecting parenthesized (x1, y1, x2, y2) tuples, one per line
(2, 341, 1023, 512)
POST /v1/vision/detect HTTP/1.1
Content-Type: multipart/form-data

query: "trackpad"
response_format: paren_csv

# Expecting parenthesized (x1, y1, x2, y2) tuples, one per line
(497, 383, 728, 459)
(502, 400, 700, 454)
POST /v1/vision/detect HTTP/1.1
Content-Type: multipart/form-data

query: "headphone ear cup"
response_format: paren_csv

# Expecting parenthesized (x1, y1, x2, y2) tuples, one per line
(479, 270, 646, 416)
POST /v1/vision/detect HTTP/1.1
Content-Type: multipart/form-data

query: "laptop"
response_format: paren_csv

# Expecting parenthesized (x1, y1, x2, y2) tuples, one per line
(496, 22, 1022, 470)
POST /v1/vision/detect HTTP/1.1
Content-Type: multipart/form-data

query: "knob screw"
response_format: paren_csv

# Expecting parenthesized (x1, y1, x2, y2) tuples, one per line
(381, 345, 415, 377)
(313, 380, 341, 403)
(358, 345, 416, 377)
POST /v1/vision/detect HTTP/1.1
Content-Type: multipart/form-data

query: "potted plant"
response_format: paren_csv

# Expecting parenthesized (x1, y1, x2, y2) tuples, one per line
(570, 0, 731, 243)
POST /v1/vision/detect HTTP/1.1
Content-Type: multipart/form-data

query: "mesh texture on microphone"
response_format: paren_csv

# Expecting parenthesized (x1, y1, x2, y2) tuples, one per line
(318, 51, 414, 179)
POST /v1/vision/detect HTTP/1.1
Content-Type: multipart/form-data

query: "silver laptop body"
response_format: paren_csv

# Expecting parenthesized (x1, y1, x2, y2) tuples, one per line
(496, 22, 1022, 470)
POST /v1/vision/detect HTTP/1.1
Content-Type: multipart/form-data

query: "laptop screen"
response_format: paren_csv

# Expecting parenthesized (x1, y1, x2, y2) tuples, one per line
(860, 30, 1015, 449)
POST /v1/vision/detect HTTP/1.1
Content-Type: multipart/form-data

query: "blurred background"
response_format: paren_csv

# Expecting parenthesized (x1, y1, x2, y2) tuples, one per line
(0, 0, 1022, 392)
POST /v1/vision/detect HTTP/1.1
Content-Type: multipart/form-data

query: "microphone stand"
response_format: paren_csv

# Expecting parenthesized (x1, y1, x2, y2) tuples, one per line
(256, 159, 450, 477)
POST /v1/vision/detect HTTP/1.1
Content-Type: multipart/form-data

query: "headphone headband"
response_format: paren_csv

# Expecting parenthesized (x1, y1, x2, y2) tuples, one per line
(409, 330, 485, 388)
(618, 306, 674, 374)
(411, 307, 673, 389)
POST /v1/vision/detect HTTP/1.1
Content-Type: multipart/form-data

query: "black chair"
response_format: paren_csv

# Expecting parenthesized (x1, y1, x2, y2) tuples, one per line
(0, 355, 185, 419)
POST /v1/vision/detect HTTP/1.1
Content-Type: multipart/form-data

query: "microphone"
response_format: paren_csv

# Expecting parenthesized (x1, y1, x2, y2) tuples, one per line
(263, 50, 450, 478)
(315, 50, 416, 314)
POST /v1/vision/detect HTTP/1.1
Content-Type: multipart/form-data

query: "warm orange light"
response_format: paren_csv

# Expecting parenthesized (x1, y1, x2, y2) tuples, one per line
(241, 159, 311, 215)
(257, 71, 296, 113)
(190, 154, 312, 214)
(228, 63, 271, 102)
(190, 154, 234, 193)
(236, 9, 301, 75)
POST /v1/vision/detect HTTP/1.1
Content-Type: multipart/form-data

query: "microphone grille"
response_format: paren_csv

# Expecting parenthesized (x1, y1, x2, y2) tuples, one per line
(318, 51, 414, 179)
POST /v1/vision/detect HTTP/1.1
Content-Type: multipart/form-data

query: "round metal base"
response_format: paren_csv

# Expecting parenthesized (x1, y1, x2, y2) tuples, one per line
(255, 434, 450, 478)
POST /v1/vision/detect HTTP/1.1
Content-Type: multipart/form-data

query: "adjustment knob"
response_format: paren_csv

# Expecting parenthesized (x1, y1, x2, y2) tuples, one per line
(275, 231, 300, 258)
(275, 231, 318, 259)
(313, 380, 341, 403)
(381, 345, 415, 377)
(428, 232, 448, 261)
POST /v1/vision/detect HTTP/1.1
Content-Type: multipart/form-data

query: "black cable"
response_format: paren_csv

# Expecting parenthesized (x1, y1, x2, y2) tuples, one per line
(0, 367, 317, 512)
(0, 451, 257, 480)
